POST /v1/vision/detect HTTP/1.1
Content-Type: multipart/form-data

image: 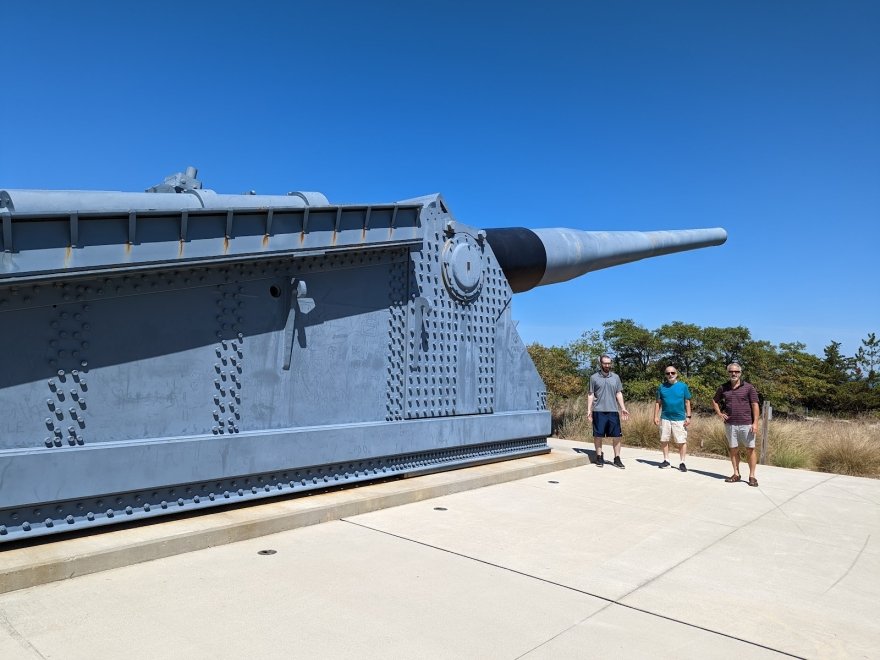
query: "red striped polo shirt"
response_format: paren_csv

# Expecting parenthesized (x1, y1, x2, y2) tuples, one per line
(713, 382, 759, 425)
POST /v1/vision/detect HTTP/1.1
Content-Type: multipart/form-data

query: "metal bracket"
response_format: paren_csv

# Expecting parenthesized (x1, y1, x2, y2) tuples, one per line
(412, 296, 432, 353)
(282, 278, 315, 370)
(1, 209, 12, 253)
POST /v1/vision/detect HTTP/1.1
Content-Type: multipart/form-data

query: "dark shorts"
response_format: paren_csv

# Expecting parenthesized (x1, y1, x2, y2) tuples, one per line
(592, 411, 622, 438)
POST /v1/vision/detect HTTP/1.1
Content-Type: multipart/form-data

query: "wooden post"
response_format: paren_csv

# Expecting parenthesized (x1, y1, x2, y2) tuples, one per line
(759, 401, 771, 464)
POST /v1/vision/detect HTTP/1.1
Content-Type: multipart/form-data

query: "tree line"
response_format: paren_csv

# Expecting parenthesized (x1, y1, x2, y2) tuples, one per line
(527, 320, 880, 416)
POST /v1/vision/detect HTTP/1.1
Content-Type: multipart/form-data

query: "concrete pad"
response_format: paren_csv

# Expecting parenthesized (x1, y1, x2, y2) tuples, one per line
(521, 602, 785, 659)
(348, 448, 880, 657)
(349, 449, 797, 600)
(622, 530, 879, 657)
(747, 495, 879, 557)
(0, 443, 586, 594)
(821, 477, 880, 506)
(0, 618, 42, 660)
(0, 521, 607, 660)
(619, 472, 880, 658)
(1, 443, 878, 658)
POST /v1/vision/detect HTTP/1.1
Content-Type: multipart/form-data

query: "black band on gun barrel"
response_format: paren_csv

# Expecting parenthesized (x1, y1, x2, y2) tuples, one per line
(484, 228, 547, 293)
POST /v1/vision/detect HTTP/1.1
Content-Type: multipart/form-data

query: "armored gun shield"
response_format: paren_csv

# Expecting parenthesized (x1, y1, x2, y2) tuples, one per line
(0, 171, 725, 542)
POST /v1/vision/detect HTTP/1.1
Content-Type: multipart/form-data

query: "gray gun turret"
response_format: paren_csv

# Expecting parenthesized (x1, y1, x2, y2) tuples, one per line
(0, 169, 726, 542)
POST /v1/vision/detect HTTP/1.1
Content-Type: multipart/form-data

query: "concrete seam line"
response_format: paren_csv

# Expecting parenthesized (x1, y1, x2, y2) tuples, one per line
(0, 609, 47, 659)
(614, 472, 840, 602)
(822, 475, 880, 506)
(512, 601, 618, 660)
(342, 519, 807, 660)
(823, 533, 871, 594)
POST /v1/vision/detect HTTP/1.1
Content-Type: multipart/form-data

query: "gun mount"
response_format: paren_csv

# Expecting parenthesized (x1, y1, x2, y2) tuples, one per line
(0, 168, 726, 542)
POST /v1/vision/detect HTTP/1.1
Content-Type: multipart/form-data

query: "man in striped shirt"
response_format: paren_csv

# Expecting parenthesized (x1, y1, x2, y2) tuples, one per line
(712, 362, 761, 486)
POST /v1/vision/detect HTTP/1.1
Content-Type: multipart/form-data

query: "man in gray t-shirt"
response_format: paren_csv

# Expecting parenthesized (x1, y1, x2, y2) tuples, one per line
(586, 355, 630, 468)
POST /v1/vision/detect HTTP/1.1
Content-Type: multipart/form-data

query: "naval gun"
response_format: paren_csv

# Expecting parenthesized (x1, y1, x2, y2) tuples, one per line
(0, 168, 726, 542)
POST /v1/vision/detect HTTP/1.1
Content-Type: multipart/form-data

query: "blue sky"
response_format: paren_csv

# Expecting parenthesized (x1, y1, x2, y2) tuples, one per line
(3, 1, 878, 358)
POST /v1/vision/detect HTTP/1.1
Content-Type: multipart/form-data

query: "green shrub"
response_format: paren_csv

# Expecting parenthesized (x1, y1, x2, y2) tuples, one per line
(623, 380, 659, 403)
(681, 375, 719, 414)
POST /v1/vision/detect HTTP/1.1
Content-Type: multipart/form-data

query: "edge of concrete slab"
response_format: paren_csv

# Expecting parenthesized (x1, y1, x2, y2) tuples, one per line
(0, 440, 587, 595)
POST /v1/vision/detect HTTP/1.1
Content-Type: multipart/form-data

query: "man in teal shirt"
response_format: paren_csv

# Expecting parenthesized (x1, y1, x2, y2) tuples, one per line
(653, 364, 692, 472)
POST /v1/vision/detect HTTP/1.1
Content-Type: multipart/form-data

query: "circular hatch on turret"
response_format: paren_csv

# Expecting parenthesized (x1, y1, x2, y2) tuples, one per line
(441, 233, 485, 303)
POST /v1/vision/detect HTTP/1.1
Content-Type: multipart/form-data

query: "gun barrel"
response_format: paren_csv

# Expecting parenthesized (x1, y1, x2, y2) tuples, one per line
(484, 227, 728, 293)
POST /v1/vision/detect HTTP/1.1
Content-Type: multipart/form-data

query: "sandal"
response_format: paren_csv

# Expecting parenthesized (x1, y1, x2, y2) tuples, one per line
(748, 477, 759, 487)
(724, 475, 741, 483)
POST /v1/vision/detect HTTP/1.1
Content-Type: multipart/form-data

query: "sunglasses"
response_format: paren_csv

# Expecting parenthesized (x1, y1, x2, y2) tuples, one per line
(665, 371, 676, 376)
(728, 370, 741, 374)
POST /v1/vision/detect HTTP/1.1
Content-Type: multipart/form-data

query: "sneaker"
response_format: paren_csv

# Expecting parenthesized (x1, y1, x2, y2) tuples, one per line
(613, 456, 625, 469)
(596, 454, 605, 468)
(658, 460, 670, 469)
(679, 463, 687, 472)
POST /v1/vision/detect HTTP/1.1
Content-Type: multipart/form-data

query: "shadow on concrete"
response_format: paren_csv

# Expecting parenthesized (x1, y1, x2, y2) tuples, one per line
(572, 447, 601, 464)
(684, 467, 729, 480)
(636, 458, 665, 468)
(635, 458, 728, 479)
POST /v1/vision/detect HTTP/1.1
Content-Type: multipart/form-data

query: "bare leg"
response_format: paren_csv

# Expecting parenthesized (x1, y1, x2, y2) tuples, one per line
(661, 442, 669, 461)
(612, 438, 622, 458)
(679, 442, 687, 462)
(593, 437, 604, 457)
(747, 447, 757, 479)
(728, 447, 740, 476)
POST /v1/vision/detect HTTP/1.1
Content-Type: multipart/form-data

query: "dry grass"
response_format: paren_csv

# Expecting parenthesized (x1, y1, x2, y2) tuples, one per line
(814, 423, 880, 476)
(553, 399, 880, 477)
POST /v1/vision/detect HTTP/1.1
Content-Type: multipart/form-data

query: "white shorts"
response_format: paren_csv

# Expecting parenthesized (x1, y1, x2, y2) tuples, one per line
(660, 419, 687, 444)
(725, 424, 755, 449)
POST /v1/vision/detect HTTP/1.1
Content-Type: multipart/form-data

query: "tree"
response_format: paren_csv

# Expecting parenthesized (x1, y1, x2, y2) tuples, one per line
(529, 320, 879, 416)
(567, 329, 607, 374)
(526, 343, 585, 405)
(828, 380, 880, 415)
(822, 341, 854, 386)
(776, 342, 829, 412)
(701, 326, 752, 373)
(601, 319, 661, 381)
(855, 332, 879, 384)
(656, 322, 702, 378)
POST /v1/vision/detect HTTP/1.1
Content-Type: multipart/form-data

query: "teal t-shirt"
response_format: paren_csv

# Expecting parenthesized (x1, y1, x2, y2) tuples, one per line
(656, 380, 692, 421)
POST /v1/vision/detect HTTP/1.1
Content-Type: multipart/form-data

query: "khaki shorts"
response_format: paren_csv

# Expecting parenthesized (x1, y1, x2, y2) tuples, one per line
(725, 424, 756, 449)
(660, 419, 687, 444)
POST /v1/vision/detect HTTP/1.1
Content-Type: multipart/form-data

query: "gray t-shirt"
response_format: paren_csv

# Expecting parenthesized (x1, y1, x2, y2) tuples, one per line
(589, 371, 622, 412)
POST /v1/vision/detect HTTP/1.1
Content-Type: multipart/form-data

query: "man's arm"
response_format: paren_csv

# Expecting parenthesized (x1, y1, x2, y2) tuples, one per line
(684, 396, 692, 427)
(653, 399, 661, 426)
(616, 391, 629, 420)
(587, 392, 594, 419)
(751, 401, 760, 434)
(712, 389, 728, 422)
